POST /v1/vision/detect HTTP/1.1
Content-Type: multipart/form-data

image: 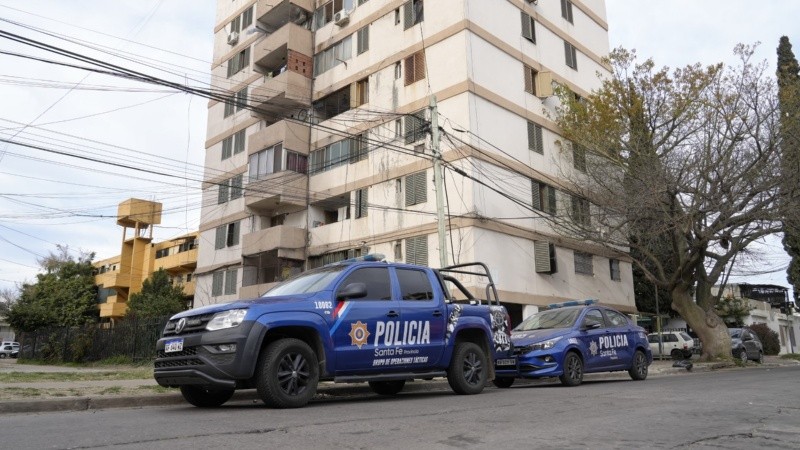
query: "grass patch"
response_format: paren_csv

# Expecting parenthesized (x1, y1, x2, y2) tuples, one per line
(0, 368, 153, 384)
(780, 353, 800, 361)
(137, 385, 173, 394)
(1, 387, 43, 398)
(99, 387, 123, 395)
(16, 357, 154, 368)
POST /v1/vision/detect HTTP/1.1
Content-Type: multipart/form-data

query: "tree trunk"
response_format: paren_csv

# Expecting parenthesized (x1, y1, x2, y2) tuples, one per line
(670, 288, 732, 361)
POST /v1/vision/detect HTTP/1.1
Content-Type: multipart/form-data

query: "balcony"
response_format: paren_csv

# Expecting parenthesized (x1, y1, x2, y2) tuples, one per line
(242, 225, 306, 258)
(253, 23, 312, 69)
(255, 0, 314, 30)
(99, 301, 128, 319)
(245, 171, 308, 212)
(155, 248, 198, 273)
(249, 67, 312, 118)
(96, 272, 132, 289)
(248, 120, 310, 155)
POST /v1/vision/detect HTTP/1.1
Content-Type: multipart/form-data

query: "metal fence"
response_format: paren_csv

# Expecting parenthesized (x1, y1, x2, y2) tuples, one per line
(16, 316, 169, 363)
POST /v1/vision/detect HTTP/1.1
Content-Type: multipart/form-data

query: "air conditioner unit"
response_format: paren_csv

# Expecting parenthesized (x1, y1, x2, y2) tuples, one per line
(227, 31, 239, 45)
(334, 10, 350, 26)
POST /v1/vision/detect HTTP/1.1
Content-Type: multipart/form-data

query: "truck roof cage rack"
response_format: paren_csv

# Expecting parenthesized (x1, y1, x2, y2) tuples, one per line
(438, 262, 501, 306)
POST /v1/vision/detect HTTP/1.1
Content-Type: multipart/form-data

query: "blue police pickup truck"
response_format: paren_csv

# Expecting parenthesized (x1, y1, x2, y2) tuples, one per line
(154, 257, 516, 408)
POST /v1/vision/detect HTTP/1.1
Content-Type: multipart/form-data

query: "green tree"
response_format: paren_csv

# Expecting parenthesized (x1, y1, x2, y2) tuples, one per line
(777, 36, 800, 305)
(127, 268, 187, 318)
(555, 46, 783, 361)
(7, 246, 98, 332)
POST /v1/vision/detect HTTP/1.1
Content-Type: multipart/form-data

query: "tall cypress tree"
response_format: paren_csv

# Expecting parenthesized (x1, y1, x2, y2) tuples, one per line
(777, 36, 800, 307)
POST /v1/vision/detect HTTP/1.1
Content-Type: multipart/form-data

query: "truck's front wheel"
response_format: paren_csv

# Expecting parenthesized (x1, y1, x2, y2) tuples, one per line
(447, 342, 488, 395)
(256, 338, 319, 408)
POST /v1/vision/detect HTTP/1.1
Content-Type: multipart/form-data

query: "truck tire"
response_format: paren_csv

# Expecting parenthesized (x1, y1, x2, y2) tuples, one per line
(447, 342, 488, 395)
(256, 338, 319, 408)
(368, 380, 406, 395)
(179, 386, 235, 408)
(492, 377, 515, 388)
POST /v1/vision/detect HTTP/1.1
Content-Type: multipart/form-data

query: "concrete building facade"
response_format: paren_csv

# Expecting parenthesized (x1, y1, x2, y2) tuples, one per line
(196, 0, 636, 324)
(94, 199, 198, 323)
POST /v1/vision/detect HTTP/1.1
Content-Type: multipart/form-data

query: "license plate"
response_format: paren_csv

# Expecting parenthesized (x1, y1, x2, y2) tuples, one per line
(496, 358, 516, 366)
(165, 338, 184, 353)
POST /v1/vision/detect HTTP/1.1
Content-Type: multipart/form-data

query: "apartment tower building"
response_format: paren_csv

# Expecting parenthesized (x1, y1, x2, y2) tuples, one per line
(196, 0, 636, 323)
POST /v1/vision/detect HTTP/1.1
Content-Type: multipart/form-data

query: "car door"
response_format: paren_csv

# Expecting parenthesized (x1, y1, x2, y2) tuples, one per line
(602, 309, 634, 369)
(331, 266, 397, 374)
(742, 330, 760, 358)
(577, 308, 611, 371)
(394, 267, 446, 367)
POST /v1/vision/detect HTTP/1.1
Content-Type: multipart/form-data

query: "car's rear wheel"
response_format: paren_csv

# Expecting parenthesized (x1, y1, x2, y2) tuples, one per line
(492, 377, 515, 388)
(683, 350, 693, 359)
(368, 380, 405, 395)
(0, 353, 7, 359)
(179, 386, 235, 408)
(559, 352, 583, 387)
(256, 338, 319, 408)
(628, 350, 648, 381)
(739, 349, 748, 364)
(670, 349, 683, 360)
(447, 342, 488, 395)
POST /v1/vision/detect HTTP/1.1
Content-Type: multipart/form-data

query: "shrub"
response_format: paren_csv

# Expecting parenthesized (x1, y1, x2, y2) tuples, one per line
(748, 323, 780, 355)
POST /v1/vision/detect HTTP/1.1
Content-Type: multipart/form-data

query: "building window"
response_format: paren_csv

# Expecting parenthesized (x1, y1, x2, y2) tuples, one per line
(224, 99, 235, 118)
(357, 26, 369, 55)
(521, 12, 536, 44)
(532, 181, 557, 215)
(571, 195, 590, 226)
(403, 0, 424, 29)
(524, 65, 538, 96)
(561, 0, 574, 23)
(313, 86, 351, 121)
(573, 143, 586, 172)
(215, 221, 240, 249)
(394, 62, 402, 79)
(353, 77, 369, 106)
(355, 188, 368, 218)
(527, 121, 544, 154)
(286, 150, 309, 173)
(221, 129, 246, 160)
(314, 0, 348, 29)
(212, 269, 238, 296)
(241, 6, 253, 29)
(610, 259, 621, 281)
(235, 87, 247, 112)
(564, 41, 578, 70)
(350, 133, 368, 163)
(404, 51, 425, 86)
(312, 35, 353, 77)
(155, 248, 169, 259)
(248, 143, 307, 180)
(227, 47, 250, 78)
(405, 235, 428, 266)
(574, 251, 593, 275)
(405, 171, 427, 206)
(308, 248, 363, 269)
(534, 241, 557, 274)
(218, 175, 242, 204)
(178, 239, 196, 252)
(310, 137, 363, 174)
(404, 110, 426, 144)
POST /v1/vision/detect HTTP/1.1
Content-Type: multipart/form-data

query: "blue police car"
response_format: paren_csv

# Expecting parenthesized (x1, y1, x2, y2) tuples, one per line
(509, 300, 651, 387)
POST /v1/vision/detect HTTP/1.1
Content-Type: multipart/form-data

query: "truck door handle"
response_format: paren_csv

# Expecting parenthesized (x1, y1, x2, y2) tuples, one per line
(432, 310, 443, 317)
(386, 311, 399, 318)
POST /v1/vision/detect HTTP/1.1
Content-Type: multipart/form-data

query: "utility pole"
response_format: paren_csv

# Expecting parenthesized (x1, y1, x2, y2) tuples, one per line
(430, 95, 448, 267)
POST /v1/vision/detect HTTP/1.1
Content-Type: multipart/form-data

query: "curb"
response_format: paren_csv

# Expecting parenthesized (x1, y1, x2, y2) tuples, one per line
(0, 393, 186, 415)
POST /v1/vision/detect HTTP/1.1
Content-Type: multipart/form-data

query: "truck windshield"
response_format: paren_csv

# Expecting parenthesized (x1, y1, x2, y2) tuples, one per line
(514, 308, 581, 331)
(262, 266, 346, 297)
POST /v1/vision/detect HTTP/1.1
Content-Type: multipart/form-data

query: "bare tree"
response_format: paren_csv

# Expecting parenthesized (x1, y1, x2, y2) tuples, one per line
(554, 46, 786, 360)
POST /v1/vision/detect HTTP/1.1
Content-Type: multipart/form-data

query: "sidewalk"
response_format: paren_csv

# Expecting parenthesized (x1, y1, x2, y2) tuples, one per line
(1, 356, 796, 415)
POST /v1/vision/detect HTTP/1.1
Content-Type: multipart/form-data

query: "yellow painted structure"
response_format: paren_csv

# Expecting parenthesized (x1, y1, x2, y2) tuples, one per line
(94, 199, 197, 322)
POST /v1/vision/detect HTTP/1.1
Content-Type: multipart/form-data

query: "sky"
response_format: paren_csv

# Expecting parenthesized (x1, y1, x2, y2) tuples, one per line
(0, 0, 798, 297)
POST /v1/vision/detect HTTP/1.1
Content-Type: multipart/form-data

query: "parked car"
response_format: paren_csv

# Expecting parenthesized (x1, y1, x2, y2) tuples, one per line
(648, 331, 694, 360)
(728, 327, 763, 364)
(0, 344, 19, 359)
(509, 299, 652, 387)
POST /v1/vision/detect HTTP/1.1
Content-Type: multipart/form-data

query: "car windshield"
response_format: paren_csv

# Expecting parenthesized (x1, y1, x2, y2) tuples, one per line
(514, 308, 581, 331)
(262, 266, 347, 297)
(728, 329, 742, 339)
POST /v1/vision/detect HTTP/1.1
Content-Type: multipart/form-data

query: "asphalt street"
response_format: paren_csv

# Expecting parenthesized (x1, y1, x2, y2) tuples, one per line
(0, 364, 798, 449)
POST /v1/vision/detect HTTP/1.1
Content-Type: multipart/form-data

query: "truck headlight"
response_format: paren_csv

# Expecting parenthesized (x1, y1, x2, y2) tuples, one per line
(206, 309, 247, 331)
(524, 336, 563, 352)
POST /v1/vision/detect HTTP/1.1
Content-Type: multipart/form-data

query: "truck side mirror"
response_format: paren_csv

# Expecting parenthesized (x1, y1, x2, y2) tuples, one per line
(336, 282, 367, 301)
